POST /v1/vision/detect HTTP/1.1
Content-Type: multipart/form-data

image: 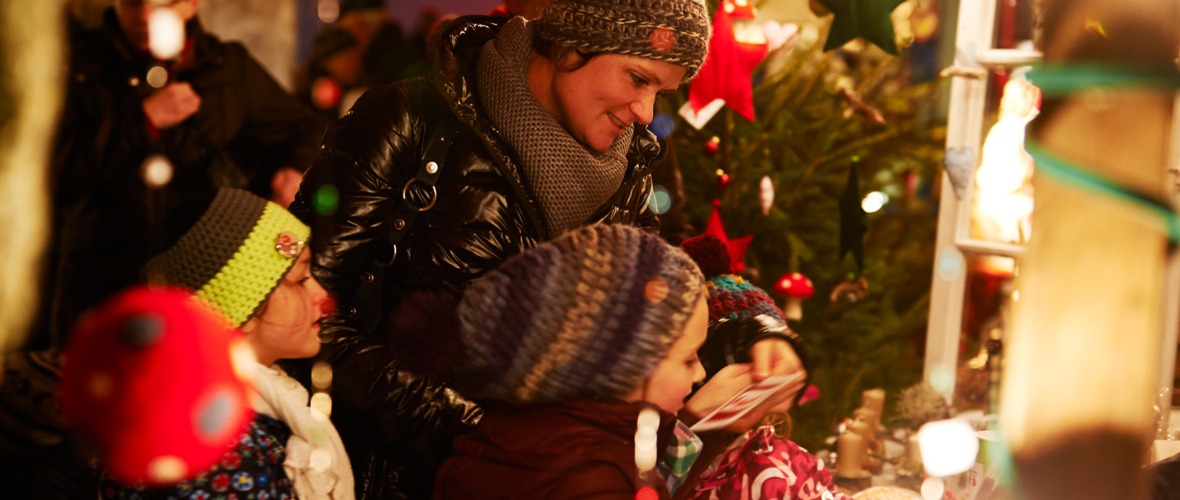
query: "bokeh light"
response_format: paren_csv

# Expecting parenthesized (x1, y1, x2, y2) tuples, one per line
(634, 407, 660, 471)
(140, 155, 174, 188)
(310, 392, 333, 418)
(311, 361, 334, 390)
(920, 477, 945, 500)
(147, 455, 187, 484)
(648, 185, 672, 214)
(861, 191, 889, 213)
(229, 339, 258, 384)
(148, 8, 185, 60)
(650, 113, 675, 138)
(930, 366, 954, 394)
(318, 0, 341, 23)
(313, 184, 340, 216)
(644, 277, 669, 304)
(146, 66, 168, 88)
(918, 418, 980, 477)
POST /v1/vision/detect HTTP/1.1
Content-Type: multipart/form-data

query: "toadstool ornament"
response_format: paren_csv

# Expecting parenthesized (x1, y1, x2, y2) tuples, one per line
(775, 272, 815, 320)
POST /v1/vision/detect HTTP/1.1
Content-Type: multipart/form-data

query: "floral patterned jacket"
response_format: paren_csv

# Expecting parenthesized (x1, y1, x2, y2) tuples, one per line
(100, 414, 294, 500)
(687, 426, 851, 500)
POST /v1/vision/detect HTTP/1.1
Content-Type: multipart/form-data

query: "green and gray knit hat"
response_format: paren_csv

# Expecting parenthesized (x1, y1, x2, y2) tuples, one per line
(535, 0, 712, 80)
(144, 188, 310, 327)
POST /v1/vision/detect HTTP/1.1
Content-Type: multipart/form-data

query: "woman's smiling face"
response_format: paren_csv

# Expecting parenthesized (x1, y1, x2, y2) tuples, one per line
(548, 53, 686, 152)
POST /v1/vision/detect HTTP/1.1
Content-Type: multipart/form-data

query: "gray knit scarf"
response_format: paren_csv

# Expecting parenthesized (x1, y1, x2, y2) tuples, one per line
(477, 17, 633, 236)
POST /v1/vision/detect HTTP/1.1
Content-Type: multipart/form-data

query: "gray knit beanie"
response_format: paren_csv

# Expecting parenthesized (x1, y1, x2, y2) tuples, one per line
(451, 224, 705, 405)
(535, 0, 712, 80)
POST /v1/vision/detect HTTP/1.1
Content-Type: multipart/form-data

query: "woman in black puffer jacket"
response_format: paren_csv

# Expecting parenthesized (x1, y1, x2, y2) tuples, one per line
(290, 2, 799, 499)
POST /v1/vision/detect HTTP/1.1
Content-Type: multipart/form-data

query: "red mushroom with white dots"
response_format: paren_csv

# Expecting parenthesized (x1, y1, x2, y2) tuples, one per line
(775, 272, 814, 321)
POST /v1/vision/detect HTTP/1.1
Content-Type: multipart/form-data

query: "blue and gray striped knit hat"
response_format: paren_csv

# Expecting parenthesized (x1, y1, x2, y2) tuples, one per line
(453, 224, 706, 405)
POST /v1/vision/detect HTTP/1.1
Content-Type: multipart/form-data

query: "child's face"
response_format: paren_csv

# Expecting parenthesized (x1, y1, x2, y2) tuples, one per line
(641, 296, 709, 414)
(242, 250, 330, 365)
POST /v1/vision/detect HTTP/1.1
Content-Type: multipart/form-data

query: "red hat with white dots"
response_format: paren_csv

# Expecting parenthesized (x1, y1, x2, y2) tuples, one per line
(59, 286, 255, 486)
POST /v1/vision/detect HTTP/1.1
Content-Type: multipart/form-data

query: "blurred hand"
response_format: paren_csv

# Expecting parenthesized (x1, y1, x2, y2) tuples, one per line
(684, 363, 754, 423)
(142, 83, 201, 129)
(270, 167, 303, 208)
(750, 337, 805, 382)
(684, 363, 805, 433)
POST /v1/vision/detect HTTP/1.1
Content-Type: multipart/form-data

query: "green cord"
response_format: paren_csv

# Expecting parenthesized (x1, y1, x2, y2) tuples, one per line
(1026, 64, 1180, 97)
(1026, 142, 1180, 244)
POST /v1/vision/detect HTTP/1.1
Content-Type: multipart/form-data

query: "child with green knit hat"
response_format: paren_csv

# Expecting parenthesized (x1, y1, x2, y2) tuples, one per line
(102, 188, 354, 500)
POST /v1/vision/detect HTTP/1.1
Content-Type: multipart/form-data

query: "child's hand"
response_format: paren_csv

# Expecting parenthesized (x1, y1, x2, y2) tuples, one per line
(684, 363, 806, 433)
(684, 363, 755, 424)
(750, 337, 806, 382)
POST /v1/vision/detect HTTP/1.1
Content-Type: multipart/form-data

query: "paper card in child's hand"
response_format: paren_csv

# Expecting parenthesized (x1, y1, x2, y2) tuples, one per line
(689, 373, 804, 433)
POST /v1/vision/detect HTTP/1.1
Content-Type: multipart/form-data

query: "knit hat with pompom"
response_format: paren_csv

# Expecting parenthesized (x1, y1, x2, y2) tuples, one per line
(679, 234, 784, 324)
(389, 224, 706, 405)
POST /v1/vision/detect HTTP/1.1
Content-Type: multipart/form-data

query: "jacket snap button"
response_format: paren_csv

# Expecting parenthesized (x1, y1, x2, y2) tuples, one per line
(348, 307, 357, 315)
(425, 161, 439, 174)
(361, 272, 374, 284)
(394, 219, 406, 230)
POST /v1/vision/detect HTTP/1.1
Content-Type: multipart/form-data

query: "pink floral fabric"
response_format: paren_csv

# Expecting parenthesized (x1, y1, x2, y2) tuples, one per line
(686, 426, 851, 500)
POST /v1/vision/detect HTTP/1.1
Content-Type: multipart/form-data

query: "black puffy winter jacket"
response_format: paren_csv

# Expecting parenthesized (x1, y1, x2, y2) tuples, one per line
(289, 16, 664, 500)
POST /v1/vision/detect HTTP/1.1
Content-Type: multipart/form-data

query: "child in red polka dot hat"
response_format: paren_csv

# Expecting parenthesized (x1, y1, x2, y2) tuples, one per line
(59, 286, 254, 486)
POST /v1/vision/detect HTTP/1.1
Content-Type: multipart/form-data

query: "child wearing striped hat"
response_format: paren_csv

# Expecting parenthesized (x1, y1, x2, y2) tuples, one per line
(98, 188, 353, 500)
(389, 224, 761, 499)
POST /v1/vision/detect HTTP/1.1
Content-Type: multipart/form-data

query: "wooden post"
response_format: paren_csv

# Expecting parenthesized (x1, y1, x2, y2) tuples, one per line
(0, 0, 64, 354)
(999, 1, 1179, 499)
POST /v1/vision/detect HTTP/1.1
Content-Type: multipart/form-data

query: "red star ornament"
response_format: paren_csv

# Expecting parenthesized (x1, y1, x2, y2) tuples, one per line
(703, 199, 753, 273)
(688, 0, 768, 122)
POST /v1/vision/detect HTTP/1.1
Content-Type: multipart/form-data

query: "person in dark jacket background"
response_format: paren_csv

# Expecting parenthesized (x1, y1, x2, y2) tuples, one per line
(338, 0, 418, 86)
(33, 0, 329, 352)
(294, 24, 364, 120)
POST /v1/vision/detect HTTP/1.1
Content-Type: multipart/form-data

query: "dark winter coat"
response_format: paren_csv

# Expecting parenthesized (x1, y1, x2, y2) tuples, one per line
(434, 400, 676, 500)
(288, 15, 663, 500)
(35, 9, 328, 349)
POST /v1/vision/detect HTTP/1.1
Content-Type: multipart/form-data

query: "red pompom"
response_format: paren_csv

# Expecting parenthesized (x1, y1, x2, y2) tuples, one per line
(60, 287, 253, 486)
(680, 234, 733, 278)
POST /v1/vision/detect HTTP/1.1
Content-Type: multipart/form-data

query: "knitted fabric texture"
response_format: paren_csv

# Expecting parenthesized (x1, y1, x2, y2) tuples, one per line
(144, 188, 310, 326)
(478, 18, 632, 237)
(679, 235, 784, 324)
(455, 224, 705, 405)
(536, 0, 712, 80)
